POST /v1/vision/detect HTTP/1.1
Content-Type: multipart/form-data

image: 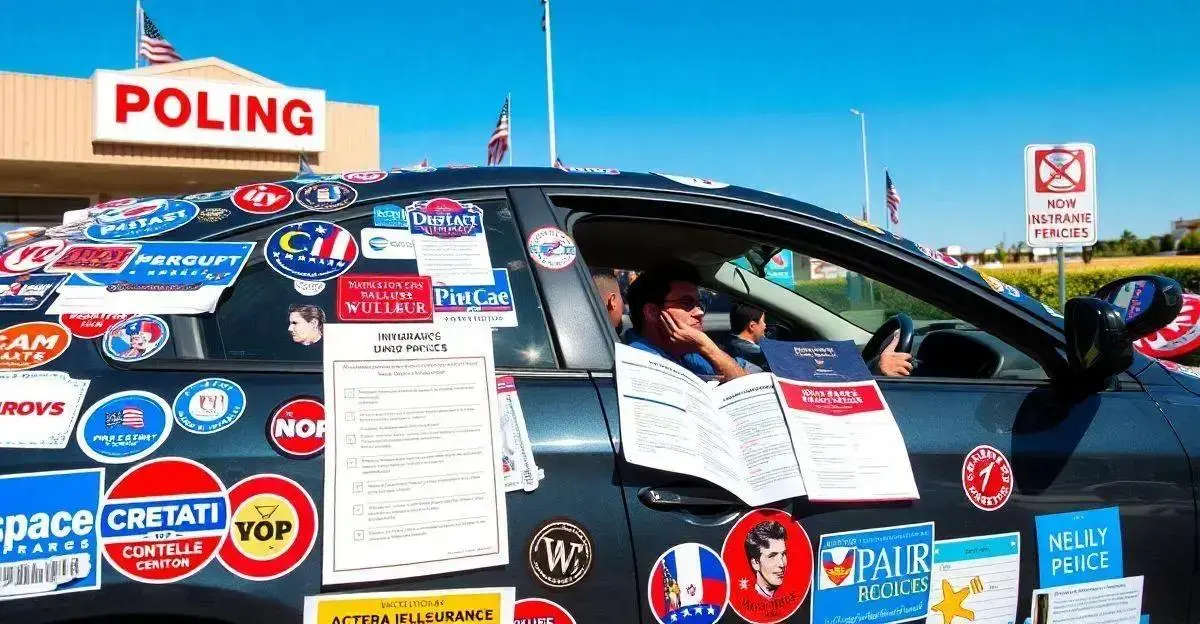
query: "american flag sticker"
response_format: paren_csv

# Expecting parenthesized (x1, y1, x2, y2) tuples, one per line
(76, 391, 172, 465)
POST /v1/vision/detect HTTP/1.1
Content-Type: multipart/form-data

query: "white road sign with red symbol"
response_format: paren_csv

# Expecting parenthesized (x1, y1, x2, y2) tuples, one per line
(1025, 143, 1097, 246)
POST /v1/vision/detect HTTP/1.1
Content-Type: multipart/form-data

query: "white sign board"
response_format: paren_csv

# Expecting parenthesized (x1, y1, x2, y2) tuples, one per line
(92, 69, 326, 152)
(1025, 142, 1097, 246)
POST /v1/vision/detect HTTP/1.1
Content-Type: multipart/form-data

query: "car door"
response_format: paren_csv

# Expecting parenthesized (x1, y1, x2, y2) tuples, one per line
(534, 185, 1194, 624)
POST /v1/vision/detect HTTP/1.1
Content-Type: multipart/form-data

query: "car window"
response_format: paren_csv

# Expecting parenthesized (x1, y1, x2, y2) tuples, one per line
(174, 197, 557, 369)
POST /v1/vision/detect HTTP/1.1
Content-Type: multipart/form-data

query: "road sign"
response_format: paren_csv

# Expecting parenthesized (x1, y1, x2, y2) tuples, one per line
(1025, 143, 1098, 247)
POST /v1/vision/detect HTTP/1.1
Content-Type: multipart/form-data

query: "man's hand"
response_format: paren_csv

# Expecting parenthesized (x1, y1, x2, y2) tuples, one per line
(878, 332, 914, 377)
(660, 310, 747, 380)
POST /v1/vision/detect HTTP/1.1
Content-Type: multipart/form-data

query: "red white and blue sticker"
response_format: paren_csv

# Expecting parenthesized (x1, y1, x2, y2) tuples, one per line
(341, 170, 388, 184)
(94, 197, 140, 210)
(99, 457, 229, 584)
(76, 390, 173, 465)
(173, 378, 247, 435)
(232, 183, 294, 215)
(812, 522, 934, 624)
(0, 467, 103, 601)
(264, 220, 359, 282)
(653, 173, 730, 189)
(85, 199, 199, 242)
(648, 543, 729, 624)
(916, 244, 964, 269)
(981, 274, 1022, 299)
(296, 181, 357, 212)
(0, 273, 67, 311)
(0, 239, 67, 275)
(527, 227, 578, 271)
(183, 189, 235, 203)
(101, 314, 170, 362)
(217, 474, 318, 581)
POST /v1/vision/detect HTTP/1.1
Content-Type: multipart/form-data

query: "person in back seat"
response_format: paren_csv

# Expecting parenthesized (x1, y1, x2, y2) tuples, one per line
(720, 302, 770, 371)
(591, 269, 626, 334)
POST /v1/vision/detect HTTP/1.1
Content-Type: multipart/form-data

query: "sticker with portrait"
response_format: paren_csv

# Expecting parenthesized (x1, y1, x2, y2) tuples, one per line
(102, 314, 170, 362)
(720, 508, 813, 624)
(287, 303, 326, 348)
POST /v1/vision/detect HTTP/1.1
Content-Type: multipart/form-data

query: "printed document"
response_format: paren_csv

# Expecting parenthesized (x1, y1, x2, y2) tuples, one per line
(1030, 576, 1143, 624)
(497, 375, 540, 492)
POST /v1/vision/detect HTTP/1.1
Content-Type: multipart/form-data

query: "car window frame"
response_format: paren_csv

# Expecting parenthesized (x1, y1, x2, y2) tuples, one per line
(101, 187, 564, 374)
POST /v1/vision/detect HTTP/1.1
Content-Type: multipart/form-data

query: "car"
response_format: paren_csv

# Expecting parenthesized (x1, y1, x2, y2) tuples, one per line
(0, 166, 1196, 624)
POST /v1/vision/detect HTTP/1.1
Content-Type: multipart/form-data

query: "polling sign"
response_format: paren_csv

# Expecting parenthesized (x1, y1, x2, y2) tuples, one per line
(1025, 143, 1098, 247)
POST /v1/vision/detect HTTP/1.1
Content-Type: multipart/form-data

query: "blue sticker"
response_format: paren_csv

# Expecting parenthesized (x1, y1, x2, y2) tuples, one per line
(61, 241, 253, 298)
(182, 190, 234, 202)
(432, 268, 517, 327)
(263, 220, 359, 282)
(75, 391, 173, 464)
(373, 203, 410, 229)
(172, 378, 246, 435)
(102, 315, 170, 362)
(296, 181, 357, 212)
(0, 468, 103, 600)
(1035, 506, 1123, 588)
(812, 522, 935, 624)
(761, 339, 872, 382)
(406, 198, 486, 238)
(0, 273, 66, 310)
(84, 199, 199, 242)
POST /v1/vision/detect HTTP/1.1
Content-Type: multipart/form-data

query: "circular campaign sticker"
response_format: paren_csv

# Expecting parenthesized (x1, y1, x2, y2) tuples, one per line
(296, 181, 358, 212)
(263, 220, 359, 282)
(1135, 293, 1200, 359)
(916, 244, 964, 269)
(267, 397, 326, 459)
(0, 321, 71, 372)
(341, 170, 388, 184)
(85, 198, 199, 242)
(527, 518, 594, 589)
(197, 207, 231, 223)
(218, 474, 318, 581)
(99, 456, 229, 583)
(102, 314, 170, 362)
(648, 543, 729, 624)
(173, 378, 247, 435)
(514, 598, 577, 624)
(981, 274, 1022, 299)
(962, 444, 1014, 511)
(720, 508, 813, 624)
(232, 183, 294, 215)
(526, 227, 578, 271)
(77, 390, 173, 464)
(60, 313, 134, 339)
(0, 239, 66, 275)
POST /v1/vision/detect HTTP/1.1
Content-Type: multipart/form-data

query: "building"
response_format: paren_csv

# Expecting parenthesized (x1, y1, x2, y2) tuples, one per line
(0, 57, 379, 226)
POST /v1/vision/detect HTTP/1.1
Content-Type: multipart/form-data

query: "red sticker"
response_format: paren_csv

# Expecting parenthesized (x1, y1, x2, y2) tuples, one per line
(94, 197, 139, 209)
(720, 508, 812, 624)
(916, 244, 964, 269)
(232, 183, 294, 215)
(1135, 293, 1200, 359)
(777, 381, 884, 416)
(336, 274, 434, 322)
(961, 444, 1013, 511)
(218, 474, 318, 581)
(59, 313, 135, 339)
(514, 598, 578, 624)
(99, 457, 229, 583)
(268, 397, 326, 459)
(0, 239, 67, 275)
(45, 243, 139, 273)
(341, 170, 388, 184)
(0, 321, 71, 371)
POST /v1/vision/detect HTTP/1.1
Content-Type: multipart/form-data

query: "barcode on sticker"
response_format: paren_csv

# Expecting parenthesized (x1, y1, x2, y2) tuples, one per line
(0, 556, 83, 594)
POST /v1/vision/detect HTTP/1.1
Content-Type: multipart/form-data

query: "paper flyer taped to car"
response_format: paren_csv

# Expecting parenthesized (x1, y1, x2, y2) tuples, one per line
(303, 587, 515, 624)
(762, 338, 920, 502)
(407, 198, 495, 286)
(1029, 576, 1144, 624)
(497, 375, 540, 492)
(0, 372, 91, 449)
(321, 322, 508, 585)
(46, 241, 255, 315)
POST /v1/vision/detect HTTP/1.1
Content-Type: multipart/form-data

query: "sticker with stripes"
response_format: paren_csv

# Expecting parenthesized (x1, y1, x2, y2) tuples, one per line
(263, 220, 359, 282)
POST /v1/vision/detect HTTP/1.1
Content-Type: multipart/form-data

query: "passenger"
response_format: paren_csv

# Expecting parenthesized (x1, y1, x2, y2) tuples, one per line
(721, 302, 770, 371)
(590, 269, 625, 334)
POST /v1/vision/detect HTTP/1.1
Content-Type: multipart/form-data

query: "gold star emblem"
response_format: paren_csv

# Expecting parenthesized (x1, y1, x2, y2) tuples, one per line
(931, 579, 975, 623)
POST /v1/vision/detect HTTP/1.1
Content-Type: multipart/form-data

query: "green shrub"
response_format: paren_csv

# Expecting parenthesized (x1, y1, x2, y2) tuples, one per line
(985, 264, 1200, 311)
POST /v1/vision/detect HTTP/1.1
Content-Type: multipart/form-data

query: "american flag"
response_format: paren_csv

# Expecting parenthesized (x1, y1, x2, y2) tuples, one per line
(885, 169, 901, 225)
(139, 8, 181, 65)
(486, 96, 511, 166)
(105, 407, 145, 429)
(540, 0, 548, 31)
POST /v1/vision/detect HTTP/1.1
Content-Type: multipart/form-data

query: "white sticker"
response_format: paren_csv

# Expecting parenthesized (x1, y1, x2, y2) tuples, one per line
(294, 280, 326, 296)
(653, 173, 730, 189)
(0, 372, 91, 449)
(360, 227, 416, 260)
(526, 227, 578, 271)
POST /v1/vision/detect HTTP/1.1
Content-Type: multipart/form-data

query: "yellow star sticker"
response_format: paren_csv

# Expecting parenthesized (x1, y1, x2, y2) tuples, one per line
(931, 579, 975, 623)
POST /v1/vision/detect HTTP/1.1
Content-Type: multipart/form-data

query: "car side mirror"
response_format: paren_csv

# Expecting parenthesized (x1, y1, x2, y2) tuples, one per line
(1092, 275, 1184, 339)
(1064, 297, 1133, 381)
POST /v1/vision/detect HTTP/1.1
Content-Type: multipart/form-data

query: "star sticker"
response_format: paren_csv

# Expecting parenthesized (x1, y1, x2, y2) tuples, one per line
(930, 579, 975, 623)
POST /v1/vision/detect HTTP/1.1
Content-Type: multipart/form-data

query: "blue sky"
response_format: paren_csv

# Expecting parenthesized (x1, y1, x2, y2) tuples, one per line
(3, 0, 1197, 250)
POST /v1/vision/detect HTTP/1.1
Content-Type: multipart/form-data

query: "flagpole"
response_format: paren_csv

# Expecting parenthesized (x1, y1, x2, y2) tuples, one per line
(134, 0, 141, 68)
(507, 92, 513, 166)
(542, 0, 558, 165)
(883, 167, 891, 233)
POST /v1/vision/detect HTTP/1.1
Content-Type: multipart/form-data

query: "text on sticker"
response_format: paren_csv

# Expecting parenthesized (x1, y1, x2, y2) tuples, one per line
(1, 510, 94, 554)
(1048, 527, 1109, 576)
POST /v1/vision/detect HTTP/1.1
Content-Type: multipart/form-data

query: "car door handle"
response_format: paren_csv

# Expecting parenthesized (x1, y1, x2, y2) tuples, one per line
(638, 486, 743, 510)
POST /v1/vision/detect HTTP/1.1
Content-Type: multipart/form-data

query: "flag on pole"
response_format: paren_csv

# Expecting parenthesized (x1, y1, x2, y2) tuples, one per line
(540, 0, 548, 31)
(418, 157, 429, 168)
(486, 96, 511, 166)
(553, 157, 566, 170)
(885, 169, 901, 225)
(139, 8, 181, 65)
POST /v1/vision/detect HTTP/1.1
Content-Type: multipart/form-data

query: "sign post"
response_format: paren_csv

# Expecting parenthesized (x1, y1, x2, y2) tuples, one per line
(1024, 143, 1097, 311)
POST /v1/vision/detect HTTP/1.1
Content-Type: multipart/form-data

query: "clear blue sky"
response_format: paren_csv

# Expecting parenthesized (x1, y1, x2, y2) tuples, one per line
(3, 0, 1198, 250)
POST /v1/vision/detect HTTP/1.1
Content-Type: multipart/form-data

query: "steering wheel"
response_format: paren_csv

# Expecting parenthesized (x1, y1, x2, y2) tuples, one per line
(861, 313, 915, 366)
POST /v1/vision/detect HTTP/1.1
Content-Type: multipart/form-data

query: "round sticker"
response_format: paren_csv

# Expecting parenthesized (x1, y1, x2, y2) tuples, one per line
(184, 190, 235, 202)
(267, 397, 326, 459)
(1135, 293, 1200, 359)
(514, 598, 577, 624)
(527, 518, 594, 589)
(263, 220, 359, 282)
(720, 508, 812, 624)
(0, 239, 67, 275)
(294, 280, 326, 296)
(217, 474, 318, 581)
(648, 543, 729, 624)
(173, 377, 247, 435)
(197, 207, 231, 223)
(653, 173, 730, 189)
(980, 274, 1022, 299)
(296, 181, 358, 212)
(85, 198, 199, 241)
(341, 170, 388, 184)
(526, 227, 578, 271)
(916, 244, 964, 269)
(76, 390, 173, 464)
(59, 313, 134, 339)
(232, 183, 294, 215)
(94, 197, 140, 209)
(102, 315, 170, 362)
(0, 321, 71, 371)
(99, 456, 229, 583)
(962, 444, 1014, 511)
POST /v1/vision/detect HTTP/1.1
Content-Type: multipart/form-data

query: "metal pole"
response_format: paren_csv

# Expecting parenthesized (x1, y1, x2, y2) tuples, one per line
(851, 109, 870, 223)
(542, 0, 558, 165)
(1057, 245, 1066, 310)
(507, 92, 513, 166)
(134, 0, 141, 68)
